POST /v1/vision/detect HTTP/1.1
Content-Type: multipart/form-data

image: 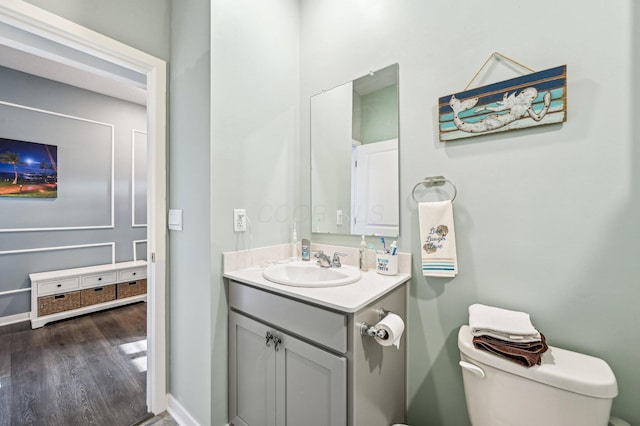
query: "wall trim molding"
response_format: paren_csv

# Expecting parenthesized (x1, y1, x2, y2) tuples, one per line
(132, 128, 148, 228)
(0, 242, 115, 297)
(0, 287, 30, 297)
(167, 394, 202, 426)
(133, 239, 147, 262)
(0, 100, 115, 233)
(0, 311, 29, 327)
(0, 241, 115, 259)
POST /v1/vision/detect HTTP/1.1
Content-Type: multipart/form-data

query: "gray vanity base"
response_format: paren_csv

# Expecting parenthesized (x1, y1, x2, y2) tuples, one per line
(228, 280, 407, 426)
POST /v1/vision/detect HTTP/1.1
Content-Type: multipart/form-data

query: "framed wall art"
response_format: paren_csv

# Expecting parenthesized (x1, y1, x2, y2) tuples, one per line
(439, 55, 567, 142)
(0, 137, 58, 198)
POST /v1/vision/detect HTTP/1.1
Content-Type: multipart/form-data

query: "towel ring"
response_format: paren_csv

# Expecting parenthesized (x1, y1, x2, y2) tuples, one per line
(411, 176, 457, 203)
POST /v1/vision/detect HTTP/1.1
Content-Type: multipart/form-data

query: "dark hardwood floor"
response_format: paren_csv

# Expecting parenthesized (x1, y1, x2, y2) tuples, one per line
(0, 303, 149, 426)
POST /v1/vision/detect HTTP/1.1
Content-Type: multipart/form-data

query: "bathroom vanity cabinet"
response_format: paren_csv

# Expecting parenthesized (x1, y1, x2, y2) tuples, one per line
(29, 260, 147, 328)
(229, 311, 346, 426)
(228, 279, 407, 426)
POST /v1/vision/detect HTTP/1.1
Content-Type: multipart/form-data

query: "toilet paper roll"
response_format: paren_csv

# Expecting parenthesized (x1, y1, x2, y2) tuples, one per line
(374, 313, 405, 349)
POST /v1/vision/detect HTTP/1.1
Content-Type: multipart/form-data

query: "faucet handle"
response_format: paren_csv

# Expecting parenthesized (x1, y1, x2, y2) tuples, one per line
(332, 252, 348, 267)
(313, 250, 332, 267)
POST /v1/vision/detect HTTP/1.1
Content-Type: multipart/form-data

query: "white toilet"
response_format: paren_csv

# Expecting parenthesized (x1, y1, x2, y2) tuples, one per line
(457, 325, 628, 426)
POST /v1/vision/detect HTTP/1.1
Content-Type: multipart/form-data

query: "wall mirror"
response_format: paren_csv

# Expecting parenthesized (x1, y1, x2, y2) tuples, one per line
(311, 63, 399, 237)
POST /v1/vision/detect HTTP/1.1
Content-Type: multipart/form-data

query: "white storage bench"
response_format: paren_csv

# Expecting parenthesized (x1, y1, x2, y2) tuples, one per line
(29, 260, 147, 328)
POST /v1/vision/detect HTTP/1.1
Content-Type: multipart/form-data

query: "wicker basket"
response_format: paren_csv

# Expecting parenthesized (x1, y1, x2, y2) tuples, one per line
(117, 279, 147, 299)
(80, 284, 116, 307)
(38, 291, 81, 316)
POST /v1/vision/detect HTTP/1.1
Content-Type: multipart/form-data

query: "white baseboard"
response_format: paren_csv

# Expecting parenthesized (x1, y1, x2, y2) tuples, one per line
(167, 394, 204, 426)
(0, 312, 29, 327)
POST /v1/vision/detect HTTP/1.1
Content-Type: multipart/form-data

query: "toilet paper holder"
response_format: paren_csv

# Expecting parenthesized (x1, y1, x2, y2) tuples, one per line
(360, 308, 390, 339)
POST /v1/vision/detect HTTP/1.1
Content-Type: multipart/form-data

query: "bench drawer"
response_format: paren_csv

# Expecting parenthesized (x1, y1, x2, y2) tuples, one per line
(38, 277, 79, 296)
(82, 272, 117, 288)
(118, 268, 146, 281)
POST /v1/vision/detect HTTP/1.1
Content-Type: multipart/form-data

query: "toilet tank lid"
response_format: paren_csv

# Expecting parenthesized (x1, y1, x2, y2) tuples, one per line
(458, 325, 618, 399)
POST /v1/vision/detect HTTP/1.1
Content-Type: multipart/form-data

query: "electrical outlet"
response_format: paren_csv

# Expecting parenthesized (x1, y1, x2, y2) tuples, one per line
(233, 209, 247, 232)
(336, 210, 343, 226)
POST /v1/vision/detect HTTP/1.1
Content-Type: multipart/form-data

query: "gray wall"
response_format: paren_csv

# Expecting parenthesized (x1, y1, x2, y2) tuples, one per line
(0, 66, 147, 318)
(300, 1, 640, 425)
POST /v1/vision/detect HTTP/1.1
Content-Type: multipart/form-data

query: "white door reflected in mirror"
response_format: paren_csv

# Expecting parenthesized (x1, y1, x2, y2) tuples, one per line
(351, 138, 399, 236)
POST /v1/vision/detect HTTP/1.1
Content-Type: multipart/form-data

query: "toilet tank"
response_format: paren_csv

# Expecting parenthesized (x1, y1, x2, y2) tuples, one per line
(457, 325, 618, 426)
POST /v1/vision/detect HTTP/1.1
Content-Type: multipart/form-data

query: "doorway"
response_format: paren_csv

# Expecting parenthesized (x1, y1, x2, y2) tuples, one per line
(0, 2, 167, 415)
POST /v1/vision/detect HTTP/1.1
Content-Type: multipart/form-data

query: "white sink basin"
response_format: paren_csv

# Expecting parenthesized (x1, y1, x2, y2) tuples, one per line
(262, 261, 361, 287)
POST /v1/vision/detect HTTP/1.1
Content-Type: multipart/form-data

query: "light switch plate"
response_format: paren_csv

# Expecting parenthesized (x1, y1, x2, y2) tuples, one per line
(168, 209, 183, 231)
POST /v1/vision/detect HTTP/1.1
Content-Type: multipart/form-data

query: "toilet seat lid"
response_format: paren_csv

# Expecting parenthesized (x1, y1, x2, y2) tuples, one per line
(458, 325, 618, 398)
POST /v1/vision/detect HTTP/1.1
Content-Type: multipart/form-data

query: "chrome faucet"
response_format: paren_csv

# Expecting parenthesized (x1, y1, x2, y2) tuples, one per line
(314, 250, 332, 267)
(314, 250, 347, 268)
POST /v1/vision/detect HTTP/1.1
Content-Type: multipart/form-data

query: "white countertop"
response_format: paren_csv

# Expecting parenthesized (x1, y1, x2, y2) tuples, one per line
(224, 264, 410, 313)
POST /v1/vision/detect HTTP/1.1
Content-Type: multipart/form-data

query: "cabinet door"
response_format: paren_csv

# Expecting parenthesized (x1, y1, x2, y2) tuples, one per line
(275, 333, 347, 426)
(229, 312, 277, 426)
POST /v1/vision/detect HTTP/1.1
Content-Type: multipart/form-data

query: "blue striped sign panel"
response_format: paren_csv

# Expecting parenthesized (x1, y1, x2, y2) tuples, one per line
(439, 65, 567, 141)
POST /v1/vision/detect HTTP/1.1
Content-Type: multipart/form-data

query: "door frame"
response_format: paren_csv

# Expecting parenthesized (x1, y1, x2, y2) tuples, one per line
(0, 0, 168, 414)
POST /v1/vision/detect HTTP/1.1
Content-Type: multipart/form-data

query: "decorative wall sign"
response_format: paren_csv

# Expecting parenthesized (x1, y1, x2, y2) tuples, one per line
(0, 137, 58, 198)
(439, 65, 567, 141)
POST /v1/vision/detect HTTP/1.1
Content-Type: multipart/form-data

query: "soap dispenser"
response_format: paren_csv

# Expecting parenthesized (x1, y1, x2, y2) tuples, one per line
(301, 238, 310, 261)
(359, 235, 368, 271)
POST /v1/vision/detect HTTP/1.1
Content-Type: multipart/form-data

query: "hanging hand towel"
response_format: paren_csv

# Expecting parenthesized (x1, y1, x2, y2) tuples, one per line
(419, 200, 458, 277)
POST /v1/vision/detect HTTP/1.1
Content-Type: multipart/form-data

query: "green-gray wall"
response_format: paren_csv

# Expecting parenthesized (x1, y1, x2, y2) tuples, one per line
(24, 0, 170, 61)
(211, 0, 300, 421)
(300, 0, 639, 425)
(20, 1, 640, 425)
(360, 84, 398, 144)
(170, 1, 212, 424)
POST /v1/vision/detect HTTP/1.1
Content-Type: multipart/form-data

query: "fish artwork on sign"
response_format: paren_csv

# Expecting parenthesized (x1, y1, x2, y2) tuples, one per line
(439, 65, 567, 141)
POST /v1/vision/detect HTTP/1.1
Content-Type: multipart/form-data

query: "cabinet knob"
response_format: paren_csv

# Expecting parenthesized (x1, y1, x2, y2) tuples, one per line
(265, 331, 274, 347)
(98, 277, 102, 281)
(57, 284, 62, 287)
